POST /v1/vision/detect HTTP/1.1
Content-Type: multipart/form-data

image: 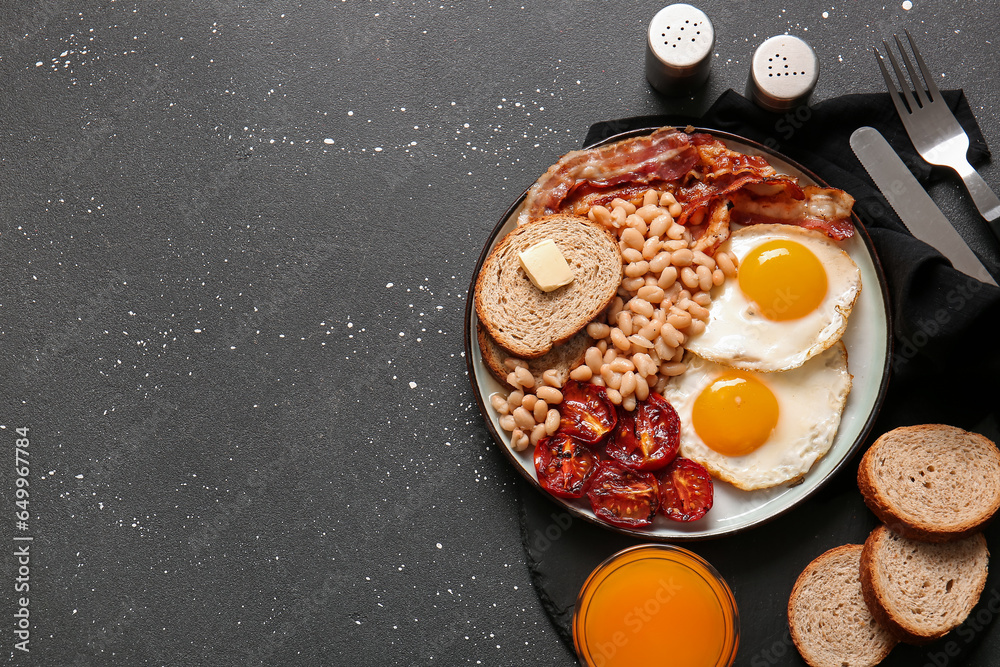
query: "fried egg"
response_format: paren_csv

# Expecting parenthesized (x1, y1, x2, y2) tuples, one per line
(686, 224, 861, 372)
(662, 342, 852, 490)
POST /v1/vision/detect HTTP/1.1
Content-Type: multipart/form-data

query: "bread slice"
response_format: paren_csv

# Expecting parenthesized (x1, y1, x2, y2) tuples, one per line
(788, 544, 897, 667)
(859, 525, 989, 644)
(476, 324, 592, 390)
(858, 424, 1000, 542)
(474, 214, 622, 359)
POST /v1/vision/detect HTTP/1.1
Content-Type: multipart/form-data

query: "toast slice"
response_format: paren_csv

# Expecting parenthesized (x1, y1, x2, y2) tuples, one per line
(476, 324, 591, 390)
(859, 525, 989, 644)
(788, 544, 897, 667)
(474, 214, 622, 359)
(857, 424, 1000, 542)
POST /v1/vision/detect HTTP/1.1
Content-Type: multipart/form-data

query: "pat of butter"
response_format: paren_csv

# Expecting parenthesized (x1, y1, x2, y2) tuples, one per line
(518, 239, 575, 292)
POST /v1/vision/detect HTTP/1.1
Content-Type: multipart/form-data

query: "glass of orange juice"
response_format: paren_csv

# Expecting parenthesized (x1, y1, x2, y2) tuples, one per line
(573, 544, 739, 667)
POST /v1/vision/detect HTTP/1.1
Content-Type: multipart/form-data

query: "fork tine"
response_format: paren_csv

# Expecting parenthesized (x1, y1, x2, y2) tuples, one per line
(883, 38, 919, 112)
(875, 46, 913, 120)
(905, 29, 942, 103)
(893, 34, 931, 108)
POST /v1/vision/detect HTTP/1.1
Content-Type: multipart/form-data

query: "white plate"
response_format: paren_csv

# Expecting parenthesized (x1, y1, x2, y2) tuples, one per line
(464, 128, 892, 541)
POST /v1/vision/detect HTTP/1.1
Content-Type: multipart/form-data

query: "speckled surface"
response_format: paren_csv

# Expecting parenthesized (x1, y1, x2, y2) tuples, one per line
(1, 0, 998, 665)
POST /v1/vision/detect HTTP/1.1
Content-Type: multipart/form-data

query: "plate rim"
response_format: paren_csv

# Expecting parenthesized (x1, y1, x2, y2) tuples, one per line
(463, 125, 894, 541)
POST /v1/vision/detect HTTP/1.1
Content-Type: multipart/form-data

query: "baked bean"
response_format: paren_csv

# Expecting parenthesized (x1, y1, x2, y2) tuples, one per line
(513, 406, 535, 430)
(631, 313, 650, 329)
(504, 358, 528, 371)
(632, 353, 655, 377)
(671, 248, 694, 267)
(500, 415, 517, 432)
(687, 301, 710, 321)
(644, 274, 658, 287)
(660, 322, 684, 348)
(628, 298, 655, 318)
(664, 239, 688, 251)
(545, 408, 561, 435)
(621, 247, 643, 263)
(585, 346, 604, 373)
(659, 191, 678, 206)
(692, 250, 716, 270)
(601, 365, 623, 390)
(621, 276, 645, 292)
(637, 285, 665, 303)
(654, 335, 675, 361)
(610, 206, 627, 228)
(533, 399, 549, 423)
(666, 223, 687, 240)
(610, 327, 631, 352)
(621, 227, 645, 250)
(530, 423, 547, 447)
(605, 388, 623, 405)
(511, 429, 530, 452)
(696, 264, 714, 292)
(642, 189, 659, 207)
(668, 202, 683, 219)
(620, 371, 637, 398)
(649, 250, 672, 274)
(596, 339, 609, 353)
(636, 204, 661, 223)
(607, 296, 624, 321)
(616, 310, 634, 336)
(514, 365, 534, 389)
(717, 250, 737, 278)
(693, 291, 712, 307)
(586, 321, 611, 340)
(667, 309, 692, 330)
(627, 334, 654, 349)
(569, 364, 593, 381)
(712, 268, 725, 287)
(688, 319, 706, 336)
(638, 321, 660, 342)
(660, 361, 687, 377)
(589, 205, 612, 226)
(603, 347, 618, 365)
(625, 261, 650, 278)
(641, 237, 661, 261)
(541, 369, 562, 388)
(649, 214, 672, 239)
(657, 266, 678, 289)
(490, 393, 510, 416)
(521, 394, 537, 412)
(609, 357, 635, 373)
(536, 385, 563, 405)
(634, 375, 650, 401)
(506, 371, 521, 390)
(507, 390, 524, 409)
(622, 395, 637, 412)
(611, 198, 636, 215)
(625, 213, 647, 234)
(590, 375, 606, 387)
(680, 266, 699, 289)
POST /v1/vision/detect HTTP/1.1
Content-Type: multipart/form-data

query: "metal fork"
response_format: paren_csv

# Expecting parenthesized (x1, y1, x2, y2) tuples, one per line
(875, 30, 1000, 227)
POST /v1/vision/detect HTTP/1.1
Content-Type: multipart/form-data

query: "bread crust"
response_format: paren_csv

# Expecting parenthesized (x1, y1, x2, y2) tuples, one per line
(473, 214, 622, 359)
(475, 324, 591, 390)
(859, 525, 989, 645)
(857, 424, 1000, 542)
(788, 544, 896, 667)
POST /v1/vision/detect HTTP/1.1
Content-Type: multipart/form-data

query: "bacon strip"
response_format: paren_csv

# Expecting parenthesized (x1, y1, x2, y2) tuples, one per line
(729, 186, 856, 241)
(517, 127, 699, 224)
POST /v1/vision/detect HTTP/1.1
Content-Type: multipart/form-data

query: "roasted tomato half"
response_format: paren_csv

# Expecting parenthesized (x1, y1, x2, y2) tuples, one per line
(534, 433, 600, 499)
(657, 457, 714, 522)
(586, 460, 659, 528)
(558, 380, 617, 446)
(605, 392, 680, 472)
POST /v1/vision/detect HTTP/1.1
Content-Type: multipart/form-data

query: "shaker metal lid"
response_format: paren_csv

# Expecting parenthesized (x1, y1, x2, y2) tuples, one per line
(645, 4, 715, 94)
(747, 35, 819, 111)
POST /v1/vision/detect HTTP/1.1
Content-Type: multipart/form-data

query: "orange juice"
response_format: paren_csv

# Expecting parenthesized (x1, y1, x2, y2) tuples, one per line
(573, 545, 739, 667)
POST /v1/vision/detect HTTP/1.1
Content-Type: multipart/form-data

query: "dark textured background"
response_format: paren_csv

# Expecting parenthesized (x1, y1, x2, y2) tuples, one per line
(1, 0, 998, 665)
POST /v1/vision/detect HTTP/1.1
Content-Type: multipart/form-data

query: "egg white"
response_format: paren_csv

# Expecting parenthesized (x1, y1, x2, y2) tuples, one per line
(686, 224, 861, 372)
(662, 342, 852, 491)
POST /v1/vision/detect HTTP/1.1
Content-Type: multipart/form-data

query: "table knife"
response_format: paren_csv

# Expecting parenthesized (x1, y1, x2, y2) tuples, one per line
(849, 126, 998, 287)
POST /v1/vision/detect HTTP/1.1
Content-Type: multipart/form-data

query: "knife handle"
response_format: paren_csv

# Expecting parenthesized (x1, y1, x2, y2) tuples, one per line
(956, 158, 1000, 229)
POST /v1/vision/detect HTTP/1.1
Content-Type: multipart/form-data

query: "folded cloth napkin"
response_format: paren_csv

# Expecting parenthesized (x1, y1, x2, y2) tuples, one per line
(520, 89, 1000, 663)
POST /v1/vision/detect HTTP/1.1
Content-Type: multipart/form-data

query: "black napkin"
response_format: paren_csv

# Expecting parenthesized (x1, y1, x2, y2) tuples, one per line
(520, 90, 1000, 665)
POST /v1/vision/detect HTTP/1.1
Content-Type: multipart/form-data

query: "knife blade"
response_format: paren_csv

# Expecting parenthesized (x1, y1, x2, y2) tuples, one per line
(849, 125, 997, 287)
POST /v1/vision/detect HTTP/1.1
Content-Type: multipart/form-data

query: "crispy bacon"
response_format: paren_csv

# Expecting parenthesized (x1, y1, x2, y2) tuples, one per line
(516, 127, 699, 224)
(516, 126, 855, 242)
(729, 186, 856, 241)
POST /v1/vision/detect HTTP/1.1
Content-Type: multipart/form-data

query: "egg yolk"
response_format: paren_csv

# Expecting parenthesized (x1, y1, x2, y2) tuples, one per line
(692, 372, 779, 457)
(738, 239, 828, 321)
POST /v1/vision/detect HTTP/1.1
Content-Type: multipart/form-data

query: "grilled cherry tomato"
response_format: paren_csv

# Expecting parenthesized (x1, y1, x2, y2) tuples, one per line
(605, 392, 680, 472)
(558, 380, 617, 446)
(534, 433, 600, 499)
(657, 457, 714, 522)
(586, 460, 659, 528)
